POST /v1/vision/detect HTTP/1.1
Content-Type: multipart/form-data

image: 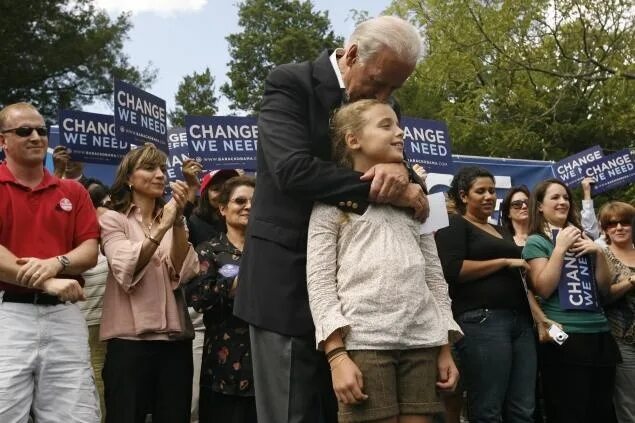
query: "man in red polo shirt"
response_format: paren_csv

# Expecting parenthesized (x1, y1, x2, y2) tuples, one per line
(0, 102, 101, 422)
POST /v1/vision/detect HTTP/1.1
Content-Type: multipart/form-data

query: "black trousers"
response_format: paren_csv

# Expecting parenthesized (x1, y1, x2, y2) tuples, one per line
(539, 332, 619, 423)
(249, 325, 337, 423)
(199, 388, 257, 423)
(103, 338, 193, 423)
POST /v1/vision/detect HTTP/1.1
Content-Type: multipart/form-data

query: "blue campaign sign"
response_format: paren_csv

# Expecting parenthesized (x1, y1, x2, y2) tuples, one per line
(58, 110, 127, 165)
(580, 149, 635, 195)
(402, 117, 453, 173)
(426, 155, 555, 224)
(551, 145, 603, 188)
(185, 115, 258, 171)
(114, 79, 168, 153)
(166, 127, 189, 184)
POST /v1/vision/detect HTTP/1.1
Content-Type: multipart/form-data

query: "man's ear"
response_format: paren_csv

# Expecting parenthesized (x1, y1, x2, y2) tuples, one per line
(344, 44, 359, 67)
(345, 131, 361, 151)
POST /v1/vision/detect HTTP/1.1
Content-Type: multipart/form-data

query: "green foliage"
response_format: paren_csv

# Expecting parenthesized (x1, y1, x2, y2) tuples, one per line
(168, 68, 218, 126)
(0, 0, 155, 122)
(387, 0, 635, 163)
(221, 0, 344, 113)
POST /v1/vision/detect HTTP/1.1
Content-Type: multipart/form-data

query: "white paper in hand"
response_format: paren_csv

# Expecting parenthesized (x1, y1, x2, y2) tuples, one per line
(419, 192, 449, 235)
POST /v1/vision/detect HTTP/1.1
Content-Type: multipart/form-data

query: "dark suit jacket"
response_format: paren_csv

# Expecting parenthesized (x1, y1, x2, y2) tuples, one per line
(234, 50, 372, 336)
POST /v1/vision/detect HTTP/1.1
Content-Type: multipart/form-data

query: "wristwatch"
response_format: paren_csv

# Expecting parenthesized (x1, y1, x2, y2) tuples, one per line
(56, 255, 70, 272)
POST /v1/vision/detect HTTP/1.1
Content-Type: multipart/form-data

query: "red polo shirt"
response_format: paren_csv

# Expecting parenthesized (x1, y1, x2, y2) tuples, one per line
(0, 163, 100, 294)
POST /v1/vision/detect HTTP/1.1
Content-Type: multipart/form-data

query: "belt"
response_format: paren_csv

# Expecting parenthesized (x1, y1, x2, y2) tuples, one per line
(1, 291, 63, 305)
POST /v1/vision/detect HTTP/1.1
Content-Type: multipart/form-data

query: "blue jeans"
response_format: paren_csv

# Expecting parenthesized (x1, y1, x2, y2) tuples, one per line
(456, 308, 536, 423)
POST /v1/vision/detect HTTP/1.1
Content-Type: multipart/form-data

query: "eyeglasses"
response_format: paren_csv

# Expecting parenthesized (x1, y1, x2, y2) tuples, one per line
(1, 126, 47, 137)
(604, 220, 632, 230)
(510, 199, 529, 209)
(230, 197, 251, 207)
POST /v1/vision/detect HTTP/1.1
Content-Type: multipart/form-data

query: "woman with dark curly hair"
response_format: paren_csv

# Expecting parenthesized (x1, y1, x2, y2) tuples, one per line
(435, 166, 536, 423)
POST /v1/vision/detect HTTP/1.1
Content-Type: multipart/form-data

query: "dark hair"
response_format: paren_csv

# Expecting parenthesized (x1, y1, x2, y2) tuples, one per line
(500, 185, 530, 235)
(106, 143, 167, 213)
(192, 185, 216, 223)
(447, 166, 495, 215)
(217, 176, 256, 206)
(85, 178, 109, 209)
(528, 178, 581, 239)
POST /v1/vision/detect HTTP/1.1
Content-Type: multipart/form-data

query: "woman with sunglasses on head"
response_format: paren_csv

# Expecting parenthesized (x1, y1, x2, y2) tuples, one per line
(99, 143, 200, 423)
(521, 179, 618, 423)
(435, 167, 536, 423)
(184, 176, 257, 423)
(597, 202, 635, 423)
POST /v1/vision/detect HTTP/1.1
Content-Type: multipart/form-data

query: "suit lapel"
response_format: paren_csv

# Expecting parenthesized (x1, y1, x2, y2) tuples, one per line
(312, 50, 343, 112)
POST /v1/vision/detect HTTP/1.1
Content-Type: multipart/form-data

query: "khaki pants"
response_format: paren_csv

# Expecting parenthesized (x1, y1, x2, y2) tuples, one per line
(88, 325, 106, 421)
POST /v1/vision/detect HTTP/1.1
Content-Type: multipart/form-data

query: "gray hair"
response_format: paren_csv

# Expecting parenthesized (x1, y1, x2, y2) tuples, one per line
(347, 16, 423, 65)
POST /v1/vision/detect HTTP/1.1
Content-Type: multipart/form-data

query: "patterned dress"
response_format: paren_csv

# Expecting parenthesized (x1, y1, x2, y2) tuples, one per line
(604, 247, 635, 343)
(184, 233, 253, 396)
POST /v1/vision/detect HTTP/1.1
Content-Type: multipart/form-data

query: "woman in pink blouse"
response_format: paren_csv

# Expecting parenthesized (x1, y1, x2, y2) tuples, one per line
(99, 144, 199, 423)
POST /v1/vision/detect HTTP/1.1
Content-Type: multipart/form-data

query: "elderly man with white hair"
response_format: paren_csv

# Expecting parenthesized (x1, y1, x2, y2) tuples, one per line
(234, 15, 429, 423)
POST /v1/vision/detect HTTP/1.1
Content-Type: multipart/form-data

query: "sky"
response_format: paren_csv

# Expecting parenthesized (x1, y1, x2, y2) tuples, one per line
(88, 0, 392, 116)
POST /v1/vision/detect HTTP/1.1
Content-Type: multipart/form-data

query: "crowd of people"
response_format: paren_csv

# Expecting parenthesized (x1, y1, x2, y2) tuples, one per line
(0, 13, 634, 423)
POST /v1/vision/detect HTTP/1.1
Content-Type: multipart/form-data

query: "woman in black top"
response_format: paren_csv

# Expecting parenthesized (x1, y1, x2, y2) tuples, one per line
(435, 166, 536, 423)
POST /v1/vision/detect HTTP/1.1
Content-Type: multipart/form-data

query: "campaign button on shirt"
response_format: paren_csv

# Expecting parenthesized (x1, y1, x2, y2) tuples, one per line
(59, 198, 73, 212)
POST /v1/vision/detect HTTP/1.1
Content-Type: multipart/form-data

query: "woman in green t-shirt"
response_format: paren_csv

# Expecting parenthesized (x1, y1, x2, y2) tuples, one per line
(522, 178, 619, 423)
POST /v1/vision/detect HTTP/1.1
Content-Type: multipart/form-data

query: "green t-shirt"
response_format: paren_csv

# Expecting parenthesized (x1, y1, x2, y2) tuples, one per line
(522, 234, 609, 334)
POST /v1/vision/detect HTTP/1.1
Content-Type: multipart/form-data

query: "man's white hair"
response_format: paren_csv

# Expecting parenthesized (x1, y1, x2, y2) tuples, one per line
(347, 15, 423, 65)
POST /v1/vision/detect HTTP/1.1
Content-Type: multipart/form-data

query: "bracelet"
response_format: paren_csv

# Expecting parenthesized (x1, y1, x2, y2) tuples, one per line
(326, 346, 347, 361)
(329, 354, 349, 371)
(145, 233, 160, 246)
(174, 216, 186, 227)
(327, 351, 348, 364)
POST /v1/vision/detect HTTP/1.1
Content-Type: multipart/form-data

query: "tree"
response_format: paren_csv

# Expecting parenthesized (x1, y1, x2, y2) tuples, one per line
(168, 68, 219, 126)
(386, 0, 634, 164)
(221, 0, 343, 113)
(0, 0, 155, 122)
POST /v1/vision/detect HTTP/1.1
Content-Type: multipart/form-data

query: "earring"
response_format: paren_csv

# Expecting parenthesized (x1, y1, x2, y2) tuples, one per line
(128, 184, 133, 191)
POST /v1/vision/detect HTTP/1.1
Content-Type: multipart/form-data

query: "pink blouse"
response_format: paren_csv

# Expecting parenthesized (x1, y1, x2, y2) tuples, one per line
(99, 206, 199, 341)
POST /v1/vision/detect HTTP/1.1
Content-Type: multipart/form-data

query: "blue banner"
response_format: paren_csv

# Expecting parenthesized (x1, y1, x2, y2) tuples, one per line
(402, 117, 453, 173)
(114, 79, 168, 153)
(551, 145, 603, 188)
(185, 116, 258, 171)
(580, 149, 635, 195)
(426, 155, 555, 224)
(58, 110, 127, 165)
(552, 230, 600, 311)
(166, 127, 189, 184)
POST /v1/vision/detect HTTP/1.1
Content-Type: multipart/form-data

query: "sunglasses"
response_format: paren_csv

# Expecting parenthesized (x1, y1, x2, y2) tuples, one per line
(510, 199, 529, 209)
(230, 197, 251, 207)
(604, 220, 632, 230)
(1, 126, 47, 137)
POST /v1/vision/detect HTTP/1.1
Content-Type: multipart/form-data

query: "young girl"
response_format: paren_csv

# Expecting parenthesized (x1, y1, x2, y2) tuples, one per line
(306, 99, 461, 423)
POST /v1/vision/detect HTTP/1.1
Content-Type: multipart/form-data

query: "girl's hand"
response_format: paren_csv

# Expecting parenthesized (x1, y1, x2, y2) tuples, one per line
(554, 226, 581, 252)
(436, 346, 459, 392)
(570, 233, 601, 257)
(330, 355, 368, 405)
